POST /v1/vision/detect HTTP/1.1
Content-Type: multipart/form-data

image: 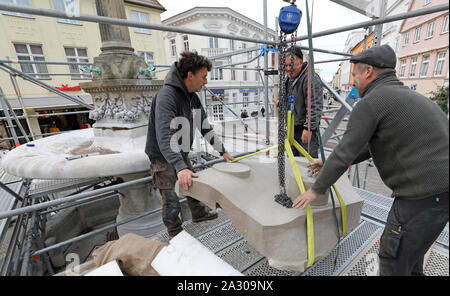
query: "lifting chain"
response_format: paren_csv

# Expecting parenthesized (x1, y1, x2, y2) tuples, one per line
(275, 31, 297, 208)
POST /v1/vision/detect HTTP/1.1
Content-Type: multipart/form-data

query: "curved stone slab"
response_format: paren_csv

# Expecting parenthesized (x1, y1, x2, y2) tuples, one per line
(213, 162, 251, 178)
(176, 157, 364, 272)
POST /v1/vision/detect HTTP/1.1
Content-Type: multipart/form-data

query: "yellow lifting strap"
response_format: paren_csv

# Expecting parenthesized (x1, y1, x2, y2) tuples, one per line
(288, 112, 348, 238)
(286, 111, 315, 268)
(231, 110, 347, 268)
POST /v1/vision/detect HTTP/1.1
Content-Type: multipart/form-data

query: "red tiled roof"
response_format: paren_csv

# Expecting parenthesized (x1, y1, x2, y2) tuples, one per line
(125, 0, 166, 11)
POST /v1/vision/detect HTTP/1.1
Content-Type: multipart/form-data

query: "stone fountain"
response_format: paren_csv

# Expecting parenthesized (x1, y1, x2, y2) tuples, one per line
(1, 0, 165, 238)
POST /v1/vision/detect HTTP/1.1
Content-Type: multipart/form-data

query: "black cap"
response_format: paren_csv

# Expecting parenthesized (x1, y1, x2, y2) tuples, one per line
(350, 45, 397, 69)
(287, 45, 303, 60)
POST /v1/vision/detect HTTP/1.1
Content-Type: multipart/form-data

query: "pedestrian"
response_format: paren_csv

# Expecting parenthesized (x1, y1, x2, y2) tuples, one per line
(261, 106, 266, 117)
(240, 108, 249, 119)
(240, 109, 249, 133)
(292, 45, 449, 276)
(145, 51, 235, 237)
(284, 46, 324, 158)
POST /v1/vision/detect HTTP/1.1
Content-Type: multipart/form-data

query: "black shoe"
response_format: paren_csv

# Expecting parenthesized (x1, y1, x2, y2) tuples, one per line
(168, 228, 183, 238)
(192, 210, 218, 223)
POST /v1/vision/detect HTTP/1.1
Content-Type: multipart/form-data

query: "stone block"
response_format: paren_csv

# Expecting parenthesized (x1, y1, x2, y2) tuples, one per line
(176, 157, 364, 272)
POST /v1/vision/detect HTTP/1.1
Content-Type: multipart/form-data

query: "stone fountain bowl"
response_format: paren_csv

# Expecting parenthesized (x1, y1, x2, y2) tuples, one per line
(0, 128, 150, 179)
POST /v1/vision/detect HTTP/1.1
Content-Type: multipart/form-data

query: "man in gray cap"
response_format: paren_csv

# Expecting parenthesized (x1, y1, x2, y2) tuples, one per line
(292, 45, 449, 276)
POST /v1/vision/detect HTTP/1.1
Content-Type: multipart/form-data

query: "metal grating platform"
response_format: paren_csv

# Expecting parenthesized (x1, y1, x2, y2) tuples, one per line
(301, 219, 383, 276)
(0, 167, 22, 184)
(354, 187, 393, 223)
(218, 239, 265, 273)
(341, 235, 449, 276)
(148, 188, 450, 276)
(355, 187, 449, 249)
(27, 177, 110, 198)
(0, 170, 23, 238)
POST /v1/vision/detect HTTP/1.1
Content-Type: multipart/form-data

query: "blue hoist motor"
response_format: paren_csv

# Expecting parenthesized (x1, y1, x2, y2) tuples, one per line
(279, 1, 302, 34)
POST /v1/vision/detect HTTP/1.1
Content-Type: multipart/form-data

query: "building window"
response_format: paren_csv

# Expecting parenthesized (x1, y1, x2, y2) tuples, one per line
(409, 57, 418, 77)
(13, 43, 50, 79)
(52, 0, 81, 25)
(242, 93, 249, 107)
(1, 0, 33, 18)
(230, 39, 235, 51)
(243, 65, 248, 81)
(414, 26, 422, 42)
(255, 70, 259, 81)
(64, 47, 89, 79)
(404, 31, 410, 45)
(399, 59, 407, 77)
(131, 11, 150, 34)
(183, 35, 189, 52)
(211, 62, 223, 81)
(434, 52, 446, 76)
(248, 48, 253, 59)
(426, 21, 435, 39)
(443, 15, 449, 33)
(137, 51, 154, 65)
(209, 37, 219, 48)
(420, 55, 430, 77)
(170, 39, 177, 57)
(242, 43, 247, 58)
(231, 66, 236, 80)
(213, 105, 224, 121)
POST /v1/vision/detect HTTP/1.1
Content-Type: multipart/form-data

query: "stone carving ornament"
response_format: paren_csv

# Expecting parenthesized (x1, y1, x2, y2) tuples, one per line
(89, 93, 153, 122)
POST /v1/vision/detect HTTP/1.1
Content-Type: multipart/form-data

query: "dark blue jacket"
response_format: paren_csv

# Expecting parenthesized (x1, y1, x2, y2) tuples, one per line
(145, 63, 225, 173)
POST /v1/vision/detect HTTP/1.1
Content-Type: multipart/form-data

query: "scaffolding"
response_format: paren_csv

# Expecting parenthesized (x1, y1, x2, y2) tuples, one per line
(0, 1, 448, 276)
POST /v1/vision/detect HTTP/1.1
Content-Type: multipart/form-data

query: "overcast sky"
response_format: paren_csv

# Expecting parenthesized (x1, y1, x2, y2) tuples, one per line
(157, 0, 371, 82)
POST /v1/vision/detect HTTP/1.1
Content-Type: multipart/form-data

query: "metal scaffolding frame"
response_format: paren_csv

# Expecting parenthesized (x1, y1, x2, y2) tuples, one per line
(0, 0, 448, 276)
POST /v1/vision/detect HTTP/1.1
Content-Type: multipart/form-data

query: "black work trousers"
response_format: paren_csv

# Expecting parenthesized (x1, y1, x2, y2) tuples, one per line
(292, 125, 320, 159)
(379, 192, 449, 276)
(150, 158, 207, 237)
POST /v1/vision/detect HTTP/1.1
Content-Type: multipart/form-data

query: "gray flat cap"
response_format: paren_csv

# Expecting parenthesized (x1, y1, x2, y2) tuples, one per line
(350, 45, 397, 69)
(287, 45, 303, 60)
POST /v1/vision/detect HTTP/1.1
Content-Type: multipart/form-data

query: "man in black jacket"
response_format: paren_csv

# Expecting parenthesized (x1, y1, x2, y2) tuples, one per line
(293, 45, 449, 276)
(285, 46, 324, 158)
(145, 51, 234, 237)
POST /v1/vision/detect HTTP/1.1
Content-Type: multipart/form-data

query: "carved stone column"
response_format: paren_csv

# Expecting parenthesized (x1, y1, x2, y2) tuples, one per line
(79, 0, 164, 238)
(92, 0, 147, 81)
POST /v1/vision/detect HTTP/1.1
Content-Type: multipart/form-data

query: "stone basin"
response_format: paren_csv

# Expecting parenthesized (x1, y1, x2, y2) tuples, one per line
(0, 128, 149, 179)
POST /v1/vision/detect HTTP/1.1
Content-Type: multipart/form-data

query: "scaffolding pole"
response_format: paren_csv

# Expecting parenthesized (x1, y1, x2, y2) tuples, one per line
(263, 0, 270, 145)
(0, 3, 277, 46)
(9, 74, 36, 140)
(296, 3, 449, 41)
(0, 110, 91, 121)
(0, 151, 252, 221)
(0, 63, 93, 110)
(0, 88, 20, 147)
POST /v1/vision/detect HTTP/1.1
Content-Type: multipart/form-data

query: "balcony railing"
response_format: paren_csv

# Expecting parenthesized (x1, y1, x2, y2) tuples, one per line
(201, 48, 228, 57)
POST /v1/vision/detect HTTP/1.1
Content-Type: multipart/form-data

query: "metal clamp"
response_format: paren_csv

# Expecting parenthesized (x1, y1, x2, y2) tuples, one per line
(139, 65, 155, 78)
(80, 65, 101, 75)
(260, 45, 279, 57)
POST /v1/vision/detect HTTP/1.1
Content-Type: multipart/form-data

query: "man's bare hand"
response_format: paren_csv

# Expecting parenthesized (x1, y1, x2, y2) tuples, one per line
(307, 160, 323, 177)
(223, 152, 235, 162)
(292, 189, 319, 210)
(302, 129, 313, 144)
(177, 169, 198, 191)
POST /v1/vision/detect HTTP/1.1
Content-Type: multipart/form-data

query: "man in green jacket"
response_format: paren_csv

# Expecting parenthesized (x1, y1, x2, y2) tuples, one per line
(293, 45, 449, 276)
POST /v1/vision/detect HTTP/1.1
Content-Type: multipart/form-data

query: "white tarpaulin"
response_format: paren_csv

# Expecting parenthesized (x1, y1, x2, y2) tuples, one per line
(330, 0, 384, 18)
